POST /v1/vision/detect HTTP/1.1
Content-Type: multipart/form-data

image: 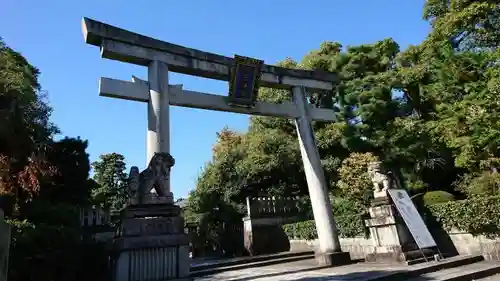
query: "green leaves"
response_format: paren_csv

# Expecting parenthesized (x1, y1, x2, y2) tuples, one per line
(191, 1, 500, 246)
(424, 0, 500, 51)
(428, 196, 500, 238)
(0, 39, 58, 203)
(425, 51, 500, 171)
(283, 198, 368, 239)
(195, 125, 306, 211)
(91, 153, 128, 211)
(336, 152, 378, 205)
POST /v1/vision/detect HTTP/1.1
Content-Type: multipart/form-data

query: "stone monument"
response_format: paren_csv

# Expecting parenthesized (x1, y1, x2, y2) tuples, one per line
(367, 161, 392, 201)
(111, 152, 191, 281)
(127, 152, 175, 205)
(364, 161, 421, 263)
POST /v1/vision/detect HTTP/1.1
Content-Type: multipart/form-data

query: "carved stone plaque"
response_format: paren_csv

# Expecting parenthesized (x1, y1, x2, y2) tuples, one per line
(121, 216, 183, 236)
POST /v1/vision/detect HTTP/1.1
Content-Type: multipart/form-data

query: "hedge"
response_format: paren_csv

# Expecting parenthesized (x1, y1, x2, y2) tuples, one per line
(281, 197, 368, 240)
(422, 191, 455, 206)
(7, 219, 111, 281)
(427, 196, 500, 238)
(282, 213, 367, 240)
(284, 195, 500, 240)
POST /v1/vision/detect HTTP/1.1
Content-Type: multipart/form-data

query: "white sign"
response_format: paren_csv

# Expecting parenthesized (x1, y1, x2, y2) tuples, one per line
(387, 189, 437, 249)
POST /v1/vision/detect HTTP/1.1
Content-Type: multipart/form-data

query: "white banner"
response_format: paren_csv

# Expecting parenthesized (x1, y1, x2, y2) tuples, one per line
(388, 189, 437, 249)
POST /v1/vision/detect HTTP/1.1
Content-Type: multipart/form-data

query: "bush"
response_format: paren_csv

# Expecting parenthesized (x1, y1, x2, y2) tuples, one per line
(7, 219, 111, 281)
(282, 198, 368, 240)
(427, 196, 500, 238)
(336, 153, 378, 206)
(283, 220, 317, 240)
(423, 191, 455, 205)
(332, 198, 368, 237)
(454, 172, 500, 197)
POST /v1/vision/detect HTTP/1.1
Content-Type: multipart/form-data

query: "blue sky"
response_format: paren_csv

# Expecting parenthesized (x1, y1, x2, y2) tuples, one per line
(1, 0, 430, 199)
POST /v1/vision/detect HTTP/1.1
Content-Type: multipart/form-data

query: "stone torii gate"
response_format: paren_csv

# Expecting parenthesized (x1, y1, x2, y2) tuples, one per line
(82, 17, 350, 280)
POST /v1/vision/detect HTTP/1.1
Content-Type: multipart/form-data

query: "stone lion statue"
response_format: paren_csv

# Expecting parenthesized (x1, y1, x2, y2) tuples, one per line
(367, 161, 392, 198)
(128, 152, 175, 203)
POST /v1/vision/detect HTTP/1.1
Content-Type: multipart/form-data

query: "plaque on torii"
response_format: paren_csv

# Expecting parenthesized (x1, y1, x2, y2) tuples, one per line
(228, 55, 263, 108)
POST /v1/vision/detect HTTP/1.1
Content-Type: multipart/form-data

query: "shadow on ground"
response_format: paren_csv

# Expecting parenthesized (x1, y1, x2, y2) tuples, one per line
(197, 266, 431, 281)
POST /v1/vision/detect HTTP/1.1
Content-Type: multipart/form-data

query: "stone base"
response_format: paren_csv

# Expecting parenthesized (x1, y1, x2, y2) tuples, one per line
(315, 251, 352, 266)
(364, 202, 441, 265)
(113, 242, 191, 281)
(365, 246, 438, 264)
(121, 203, 181, 219)
(129, 192, 174, 205)
(112, 204, 191, 281)
(371, 196, 391, 206)
(243, 217, 291, 256)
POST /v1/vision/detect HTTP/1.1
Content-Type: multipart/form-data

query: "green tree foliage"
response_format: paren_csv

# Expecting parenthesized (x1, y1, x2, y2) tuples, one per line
(336, 152, 378, 205)
(0, 38, 58, 205)
(194, 126, 306, 216)
(423, 0, 500, 51)
(40, 137, 92, 205)
(454, 171, 500, 197)
(1, 39, 110, 281)
(426, 51, 500, 172)
(190, 1, 500, 240)
(18, 137, 93, 225)
(91, 152, 128, 211)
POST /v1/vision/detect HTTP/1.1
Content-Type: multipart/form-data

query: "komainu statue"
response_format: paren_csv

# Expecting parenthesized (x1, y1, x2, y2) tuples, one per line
(367, 161, 392, 199)
(127, 152, 175, 204)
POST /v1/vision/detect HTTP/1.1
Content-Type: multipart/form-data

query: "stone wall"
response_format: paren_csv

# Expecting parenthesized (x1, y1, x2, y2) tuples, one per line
(290, 237, 373, 260)
(289, 230, 500, 261)
(446, 229, 500, 260)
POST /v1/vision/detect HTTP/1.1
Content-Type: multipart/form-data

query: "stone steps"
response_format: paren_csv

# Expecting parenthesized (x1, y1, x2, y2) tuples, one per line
(364, 255, 487, 281)
(405, 261, 500, 281)
(191, 253, 500, 280)
(190, 251, 316, 277)
(361, 256, 500, 281)
(474, 274, 500, 280)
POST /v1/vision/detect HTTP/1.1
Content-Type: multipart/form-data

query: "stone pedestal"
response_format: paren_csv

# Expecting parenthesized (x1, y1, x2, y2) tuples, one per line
(129, 192, 174, 205)
(364, 203, 424, 263)
(111, 204, 191, 281)
(315, 251, 352, 266)
(243, 216, 291, 256)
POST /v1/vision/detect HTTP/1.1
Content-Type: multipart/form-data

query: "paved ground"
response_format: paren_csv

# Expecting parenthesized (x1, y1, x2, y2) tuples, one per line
(194, 259, 416, 281)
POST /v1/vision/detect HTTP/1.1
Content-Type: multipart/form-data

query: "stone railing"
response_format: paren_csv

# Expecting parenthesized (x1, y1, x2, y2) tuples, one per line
(246, 196, 306, 218)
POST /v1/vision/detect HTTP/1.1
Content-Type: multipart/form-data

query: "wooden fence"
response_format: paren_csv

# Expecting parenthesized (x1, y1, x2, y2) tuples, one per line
(246, 196, 308, 218)
(79, 206, 112, 227)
